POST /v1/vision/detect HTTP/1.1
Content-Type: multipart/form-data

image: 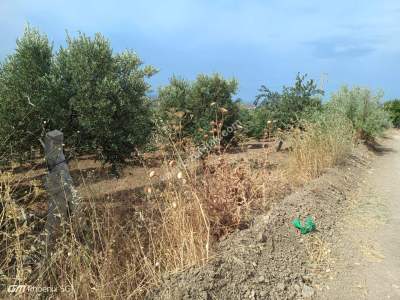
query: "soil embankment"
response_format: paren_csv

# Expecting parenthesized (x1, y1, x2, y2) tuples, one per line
(148, 134, 381, 299)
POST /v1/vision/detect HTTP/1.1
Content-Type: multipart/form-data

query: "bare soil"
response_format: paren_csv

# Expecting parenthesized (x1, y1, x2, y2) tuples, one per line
(11, 140, 285, 201)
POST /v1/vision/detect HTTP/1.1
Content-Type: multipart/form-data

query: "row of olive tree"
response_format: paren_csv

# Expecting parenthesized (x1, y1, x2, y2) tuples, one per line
(0, 27, 393, 170)
(239, 75, 391, 141)
(0, 27, 241, 169)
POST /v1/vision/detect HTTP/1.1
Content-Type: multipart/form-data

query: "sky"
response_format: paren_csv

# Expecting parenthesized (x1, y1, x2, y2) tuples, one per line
(0, 0, 399, 102)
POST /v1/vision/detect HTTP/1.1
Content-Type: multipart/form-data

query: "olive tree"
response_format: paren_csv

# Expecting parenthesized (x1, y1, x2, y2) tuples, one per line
(255, 73, 323, 130)
(0, 27, 157, 170)
(52, 33, 157, 169)
(328, 86, 391, 139)
(157, 74, 240, 145)
(0, 26, 53, 160)
(384, 99, 400, 128)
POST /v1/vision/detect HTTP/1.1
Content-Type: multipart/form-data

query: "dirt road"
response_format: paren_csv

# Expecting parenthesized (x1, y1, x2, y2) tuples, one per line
(319, 131, 400, 299)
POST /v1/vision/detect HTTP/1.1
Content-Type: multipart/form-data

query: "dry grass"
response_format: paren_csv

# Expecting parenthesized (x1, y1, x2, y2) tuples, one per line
(0, 143, 288, 299)
(1, 113, 358, 299)
(286, 113, 355, 183)
(306, 234, 333, 274)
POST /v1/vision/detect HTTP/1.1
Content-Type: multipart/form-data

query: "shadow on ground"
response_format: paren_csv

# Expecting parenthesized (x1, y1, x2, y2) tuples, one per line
(365, 140, 396, 156)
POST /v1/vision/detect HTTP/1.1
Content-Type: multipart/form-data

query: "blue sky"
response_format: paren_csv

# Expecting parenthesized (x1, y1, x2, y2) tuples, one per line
(1, 0, 399, 101)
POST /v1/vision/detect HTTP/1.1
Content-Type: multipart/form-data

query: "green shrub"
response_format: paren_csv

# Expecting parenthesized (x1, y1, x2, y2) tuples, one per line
(384, 99, 400, 128)
(255, 73, 323, 130)
(238, 105, 273, 139)
(157, 74, 240, 145)
(327, 86, 391, 139)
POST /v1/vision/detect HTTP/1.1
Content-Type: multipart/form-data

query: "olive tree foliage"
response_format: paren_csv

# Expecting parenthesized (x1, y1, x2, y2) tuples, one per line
(327, 86, 391, 139)
(0, 27, 54, 160)
(238, 105, 273, 139)
(157, 74, 240, 144)
(384, 99, 400, 128)
(0, 27, 157, 168)
(255, 73, 324, 131)
(156, 76, 192, 141)
(53, 33, 157, 167)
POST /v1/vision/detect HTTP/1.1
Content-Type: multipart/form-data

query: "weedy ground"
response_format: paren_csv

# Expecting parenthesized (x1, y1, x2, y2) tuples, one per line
(0, 122, 356, 299)
(0, 141, 290, 299)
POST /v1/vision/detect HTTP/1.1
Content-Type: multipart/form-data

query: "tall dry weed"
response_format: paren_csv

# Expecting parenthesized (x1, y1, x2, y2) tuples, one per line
(286, 112, 354, 183)
(1, 144, 286, 299)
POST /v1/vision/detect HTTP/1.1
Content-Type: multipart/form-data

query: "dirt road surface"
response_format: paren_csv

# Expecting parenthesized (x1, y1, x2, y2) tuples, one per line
(319, 131, 400, 299)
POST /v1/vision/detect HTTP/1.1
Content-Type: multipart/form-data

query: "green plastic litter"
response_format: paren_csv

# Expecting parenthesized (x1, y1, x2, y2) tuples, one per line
(292, 216, 316, 234)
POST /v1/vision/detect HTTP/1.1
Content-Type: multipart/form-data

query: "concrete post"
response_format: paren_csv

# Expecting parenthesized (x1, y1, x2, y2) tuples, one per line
(43, 130, 79, 252)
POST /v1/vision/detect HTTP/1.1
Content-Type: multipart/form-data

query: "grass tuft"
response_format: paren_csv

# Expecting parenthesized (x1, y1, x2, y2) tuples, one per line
(286, 113, 355, 183)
